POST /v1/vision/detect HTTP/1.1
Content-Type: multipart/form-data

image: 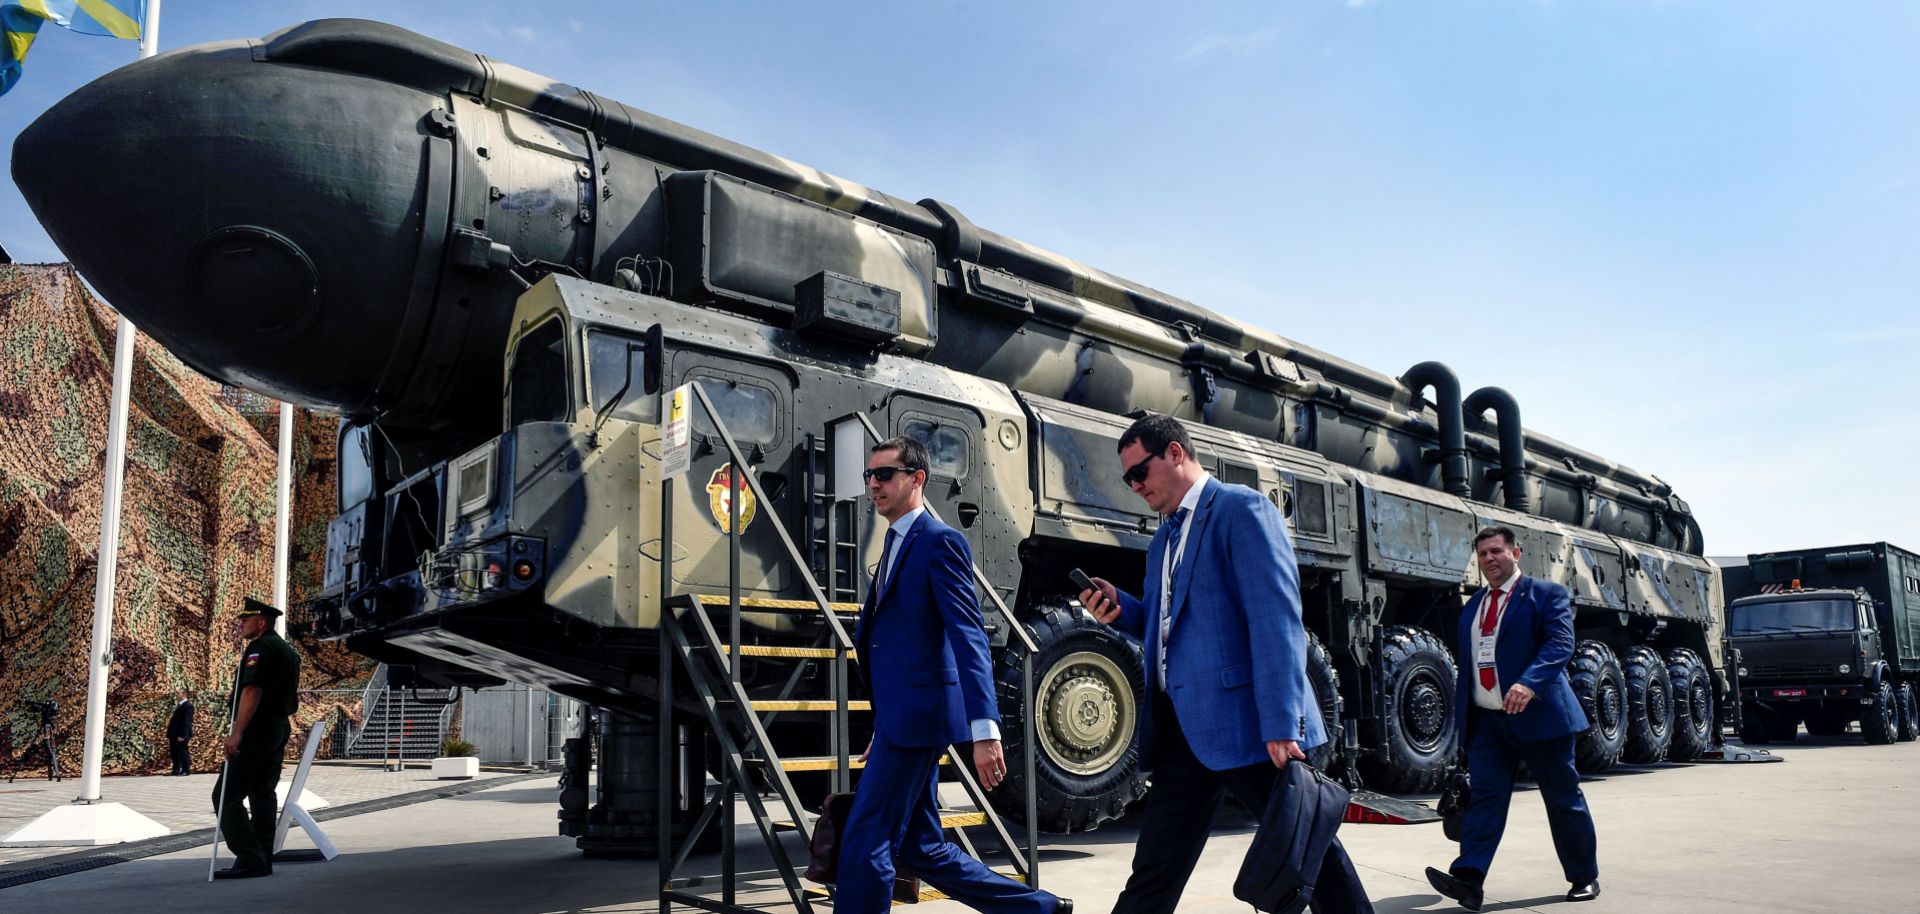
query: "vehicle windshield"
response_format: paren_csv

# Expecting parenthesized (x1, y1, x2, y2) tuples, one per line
(1729, 599, 1857, 636)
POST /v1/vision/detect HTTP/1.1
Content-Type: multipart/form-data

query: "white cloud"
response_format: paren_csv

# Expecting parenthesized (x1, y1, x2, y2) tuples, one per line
(1174, 27, 1280, 64)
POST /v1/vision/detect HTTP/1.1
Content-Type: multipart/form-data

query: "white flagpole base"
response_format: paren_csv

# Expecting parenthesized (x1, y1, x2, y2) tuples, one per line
(1, 802, 170, 846)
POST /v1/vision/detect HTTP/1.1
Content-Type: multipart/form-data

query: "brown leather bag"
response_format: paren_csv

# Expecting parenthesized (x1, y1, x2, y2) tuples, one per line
(803, 792, 854, 884)
(802, 792, 922, 900)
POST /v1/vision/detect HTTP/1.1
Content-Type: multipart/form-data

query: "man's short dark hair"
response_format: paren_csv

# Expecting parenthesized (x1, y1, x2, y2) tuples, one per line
(871, 436, 930, 475)
(1118, 414, 1194, 460)
(1474, 526, 1517, 549)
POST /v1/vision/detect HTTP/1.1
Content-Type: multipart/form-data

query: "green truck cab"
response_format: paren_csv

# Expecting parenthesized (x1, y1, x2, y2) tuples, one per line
(1724, 544, 1920, 745)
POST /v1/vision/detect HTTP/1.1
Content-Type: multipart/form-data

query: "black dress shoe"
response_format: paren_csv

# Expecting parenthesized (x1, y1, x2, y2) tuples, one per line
(1055, 900, 1073, 914)
(1568, 880, 1600, 902)
(213, 866, 270, 879)
(1424, 867, 1484, 912)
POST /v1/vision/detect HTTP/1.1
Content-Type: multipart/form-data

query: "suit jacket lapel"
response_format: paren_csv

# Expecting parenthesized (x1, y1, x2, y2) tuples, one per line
(1141, 514, 1173, 677)
(1166, 478, 1219, 628)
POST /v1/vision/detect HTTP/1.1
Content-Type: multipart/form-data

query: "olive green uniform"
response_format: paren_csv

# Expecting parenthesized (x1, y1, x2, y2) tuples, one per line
(212, 630, 300, 873)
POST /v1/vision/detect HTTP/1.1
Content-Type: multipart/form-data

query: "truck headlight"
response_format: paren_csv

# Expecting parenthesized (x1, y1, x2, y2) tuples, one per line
(1738, 667, 1749, 677)
(1838, 664, 1851, 674)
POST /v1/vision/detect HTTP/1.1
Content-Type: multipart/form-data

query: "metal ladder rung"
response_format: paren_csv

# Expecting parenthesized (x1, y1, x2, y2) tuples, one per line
(802, 869, 1024, 905)
(696, 595, 863, 614)
(773, 809, 985, 832)
(775, 755, 951, 772)
(721, 645, 856, 660)
(751, 700, 872, 712)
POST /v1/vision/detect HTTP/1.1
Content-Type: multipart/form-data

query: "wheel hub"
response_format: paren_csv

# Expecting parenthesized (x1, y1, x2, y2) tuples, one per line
(1689, 683, 1711, 728)
(1036, 651, 1135, 776)
(1403, 673, 1448, 752)
(1599, 683, 1624, 735)
(1648, 684, 1670, 735)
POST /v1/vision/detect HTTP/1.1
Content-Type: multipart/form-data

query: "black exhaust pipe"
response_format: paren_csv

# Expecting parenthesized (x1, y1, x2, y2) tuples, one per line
(1399, 361, 1469, 498)
(1465, 386, 1531, 512)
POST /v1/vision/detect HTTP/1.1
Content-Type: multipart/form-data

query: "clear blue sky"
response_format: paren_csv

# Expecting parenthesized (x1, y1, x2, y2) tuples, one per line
(3, 1, 1915, 556)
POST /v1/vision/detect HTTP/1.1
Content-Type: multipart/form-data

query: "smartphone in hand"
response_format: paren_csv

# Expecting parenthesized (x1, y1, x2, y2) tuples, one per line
(1069, 568, 1097, 595)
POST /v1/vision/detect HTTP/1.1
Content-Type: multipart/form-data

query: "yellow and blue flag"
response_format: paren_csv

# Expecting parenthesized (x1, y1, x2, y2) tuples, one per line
(2, 0, 145, 96)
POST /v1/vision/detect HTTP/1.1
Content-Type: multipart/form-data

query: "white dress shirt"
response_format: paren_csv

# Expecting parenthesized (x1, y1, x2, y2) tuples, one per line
(1472, 574, 1521, 710)
(880, 504, 999, 742)
(1158, 472, 1211, 691)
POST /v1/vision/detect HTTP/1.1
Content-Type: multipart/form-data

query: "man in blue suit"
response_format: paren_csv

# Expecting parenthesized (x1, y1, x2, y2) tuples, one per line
(838, 436, 1068, 914)
(1080, 415, 1372, 914)
(1425, 526, 1600, 911)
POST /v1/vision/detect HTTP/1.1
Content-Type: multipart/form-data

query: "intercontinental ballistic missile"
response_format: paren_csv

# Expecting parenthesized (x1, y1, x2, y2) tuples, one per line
(15, 18, 1697, 552)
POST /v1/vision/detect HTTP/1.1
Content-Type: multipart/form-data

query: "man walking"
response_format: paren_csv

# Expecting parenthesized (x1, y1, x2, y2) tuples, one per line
(838, 436, 1068, 914)
(166, 690, 194, 775)
(1079, 414, 1372, 914)
(212, 597, 301, 880)
(1424, 527, 1599, 910)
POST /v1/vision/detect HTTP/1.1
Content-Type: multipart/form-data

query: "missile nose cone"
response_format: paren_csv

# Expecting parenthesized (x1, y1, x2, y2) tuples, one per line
(12, 26, 504, 431)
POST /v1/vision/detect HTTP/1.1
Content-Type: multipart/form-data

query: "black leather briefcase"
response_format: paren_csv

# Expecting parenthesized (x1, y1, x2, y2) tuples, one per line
(1438, 769, 1471, 843)
(1233, 762, 1351, 914)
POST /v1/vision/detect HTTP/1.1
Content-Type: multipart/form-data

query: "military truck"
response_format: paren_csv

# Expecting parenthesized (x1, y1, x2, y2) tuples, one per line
(1723, 544, 1920, 745)
(15, 19, 1727, 847)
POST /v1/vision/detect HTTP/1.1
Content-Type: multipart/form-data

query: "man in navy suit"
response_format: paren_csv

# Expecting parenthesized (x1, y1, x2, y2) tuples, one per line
(838, 436, 1068, 914)
(1425, 526, 1600, 910)
(167, 690, 195, 775)
(1080, 414, 1372, 914)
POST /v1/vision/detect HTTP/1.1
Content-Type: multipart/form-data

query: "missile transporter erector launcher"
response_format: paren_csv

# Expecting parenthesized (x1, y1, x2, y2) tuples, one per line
(16, 19, 1725, 840)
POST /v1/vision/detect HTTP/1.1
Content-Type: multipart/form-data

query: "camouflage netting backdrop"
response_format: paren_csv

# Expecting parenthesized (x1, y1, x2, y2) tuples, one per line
(0, 264, 371, 778)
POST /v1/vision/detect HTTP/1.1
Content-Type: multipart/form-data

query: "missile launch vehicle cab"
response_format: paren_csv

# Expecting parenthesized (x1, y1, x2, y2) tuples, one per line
(15, 18, 1729, 850)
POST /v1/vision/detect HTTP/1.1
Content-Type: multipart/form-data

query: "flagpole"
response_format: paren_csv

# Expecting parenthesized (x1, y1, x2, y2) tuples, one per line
(272, 401, 292, 636)
(1, 0, 169, 848)
(75, 0, 160, 807)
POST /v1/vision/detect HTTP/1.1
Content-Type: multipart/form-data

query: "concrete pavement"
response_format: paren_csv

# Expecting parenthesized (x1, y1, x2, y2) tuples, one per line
(0, 761, 531, 867)
(1, 732, 1912, 912)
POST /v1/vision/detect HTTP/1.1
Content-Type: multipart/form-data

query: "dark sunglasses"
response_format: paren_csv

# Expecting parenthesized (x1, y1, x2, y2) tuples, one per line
(1120, 446, 1169, 487)
(863, 465, 921, 483)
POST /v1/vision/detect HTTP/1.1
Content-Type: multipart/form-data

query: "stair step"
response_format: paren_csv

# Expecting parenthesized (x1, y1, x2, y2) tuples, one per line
(773, 755, 950, 772)
(694, 595, 862, 615)
(773, 809, 985, 832)
(721, 645, 857, 660)
(750, 700, 872, 713)
(802, 870, 1024, 905)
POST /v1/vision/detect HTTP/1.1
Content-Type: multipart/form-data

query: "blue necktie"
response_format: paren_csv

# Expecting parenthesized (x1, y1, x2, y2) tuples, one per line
(1164, 507, 1191, 582)
(874, 528, 899, 603)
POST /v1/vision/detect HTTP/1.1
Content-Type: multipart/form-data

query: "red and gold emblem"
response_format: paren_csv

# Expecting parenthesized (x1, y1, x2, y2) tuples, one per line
(705, 463, 757, 533)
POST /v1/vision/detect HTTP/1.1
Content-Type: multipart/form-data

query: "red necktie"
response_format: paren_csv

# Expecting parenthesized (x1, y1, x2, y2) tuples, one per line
(1478, 588, 1504, 691)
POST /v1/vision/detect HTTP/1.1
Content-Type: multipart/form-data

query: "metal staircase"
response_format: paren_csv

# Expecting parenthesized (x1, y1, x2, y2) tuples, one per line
(344, 665, 458, 762)
(654, 388, 1040, 913)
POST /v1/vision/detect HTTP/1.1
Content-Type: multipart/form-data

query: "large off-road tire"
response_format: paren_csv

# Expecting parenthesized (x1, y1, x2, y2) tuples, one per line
(1802, 707, 1850, 738)
(1568, 640, 1627, 773)
(1356, 625, 1458, 793)
(1663, 648, 1714, 761)
(1737, 700, 1774, 744)
(1862, 679, 1899, 746)
(1620, 645, 1674, 764)
(1766, 710, 1801, 742)
(992, 600, 1149, 833)
(1303, 630, 1343, 771)
(1895, 682, 1919, 742)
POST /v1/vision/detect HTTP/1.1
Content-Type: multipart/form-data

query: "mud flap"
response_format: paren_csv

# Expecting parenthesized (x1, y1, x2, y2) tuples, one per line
(1343, 789, 1443, 825)
(1691, 743, 1784, 763)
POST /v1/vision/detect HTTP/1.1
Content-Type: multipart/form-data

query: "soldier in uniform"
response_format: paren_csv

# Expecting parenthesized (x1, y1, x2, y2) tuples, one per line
(211, 597, 301, 879)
